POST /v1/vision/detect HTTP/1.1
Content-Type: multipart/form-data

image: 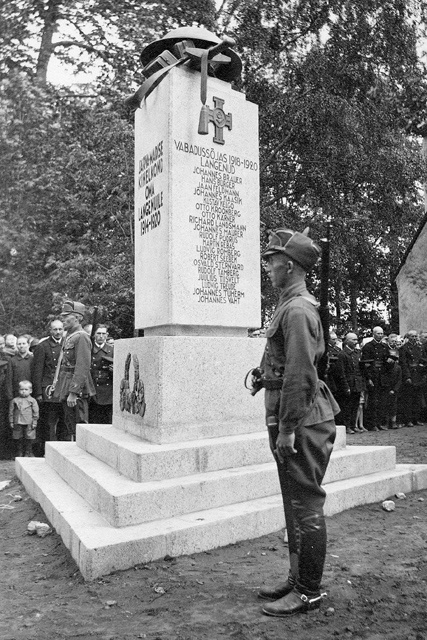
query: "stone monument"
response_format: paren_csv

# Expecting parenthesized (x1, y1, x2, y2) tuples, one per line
(15, 28, 427, 580)
(115, 27, 264, 445)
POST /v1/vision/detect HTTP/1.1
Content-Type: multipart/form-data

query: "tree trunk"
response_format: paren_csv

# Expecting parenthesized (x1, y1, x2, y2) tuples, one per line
(334, 282, 341, 327)
(36, 0, 61, 84)
(349, 278, 358, 332)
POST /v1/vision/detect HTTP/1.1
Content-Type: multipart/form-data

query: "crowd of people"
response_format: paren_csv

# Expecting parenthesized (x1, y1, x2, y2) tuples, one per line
(326, 326, 427, 434)
(0, 300, 114, 460)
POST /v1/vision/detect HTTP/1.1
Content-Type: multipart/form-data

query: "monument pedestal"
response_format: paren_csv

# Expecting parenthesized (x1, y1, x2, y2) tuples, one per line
(112, 336, 265, 444)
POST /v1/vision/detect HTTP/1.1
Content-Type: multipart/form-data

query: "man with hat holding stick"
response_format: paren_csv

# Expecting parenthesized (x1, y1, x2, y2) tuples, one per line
(255, 228, 339, 616)
(52, 300, 95, 440)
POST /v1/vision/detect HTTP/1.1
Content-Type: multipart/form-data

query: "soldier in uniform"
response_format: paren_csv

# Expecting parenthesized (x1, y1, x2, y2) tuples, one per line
(32, 319, 66, 452)
(54, 300, 95, 440)
(335, 333, 366, 434)
(89, 325, 114, 424)
(399, 330, 425, 427)
(360, 327, 389, 431)
(256, 228, 339, 617)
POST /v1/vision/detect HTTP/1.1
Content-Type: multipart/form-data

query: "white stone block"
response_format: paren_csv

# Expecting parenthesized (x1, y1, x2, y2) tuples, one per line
(77, 424, 271, 481)
(324, 468, 415, 516)
(324, 445, 396, 484)
(134, 66, 260, 333)
(112, 335, 266, 443)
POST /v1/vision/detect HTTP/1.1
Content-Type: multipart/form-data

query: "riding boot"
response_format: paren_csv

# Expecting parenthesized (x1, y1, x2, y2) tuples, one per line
(293, 508, 327, 594)
(258, 571, 296, 600)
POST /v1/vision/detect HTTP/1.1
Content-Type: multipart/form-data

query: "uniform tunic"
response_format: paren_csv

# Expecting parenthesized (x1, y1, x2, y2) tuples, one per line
(32, 337, 63, 402)
(89, 342, 114, 424)
(90, 343, 114, 406)
(263, 282, 338, 434)
(54, 326, 95, 438)
(32, 336, 66, 445)
(54, 329, 95, 401)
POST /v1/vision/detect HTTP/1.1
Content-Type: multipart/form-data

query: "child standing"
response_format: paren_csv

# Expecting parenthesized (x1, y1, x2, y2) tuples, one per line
(9, 380, 39, 457)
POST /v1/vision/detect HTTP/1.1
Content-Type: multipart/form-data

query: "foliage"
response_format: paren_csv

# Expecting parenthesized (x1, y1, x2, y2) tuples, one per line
(0, 0, 427, 337)
(235, 0, 427, 331)
(0, 72, 134, 336)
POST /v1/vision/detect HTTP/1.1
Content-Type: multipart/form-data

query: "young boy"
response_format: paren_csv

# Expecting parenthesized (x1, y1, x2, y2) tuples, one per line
(9, 380, 39, 457)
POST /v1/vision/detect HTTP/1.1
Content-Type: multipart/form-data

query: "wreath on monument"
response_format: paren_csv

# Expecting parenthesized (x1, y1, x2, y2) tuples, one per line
(120, 353, 146, 418)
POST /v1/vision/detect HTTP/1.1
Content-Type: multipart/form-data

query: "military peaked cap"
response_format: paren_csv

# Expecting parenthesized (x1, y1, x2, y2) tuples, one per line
(60, 300, 86, 318)
(262, 228, 321, 272)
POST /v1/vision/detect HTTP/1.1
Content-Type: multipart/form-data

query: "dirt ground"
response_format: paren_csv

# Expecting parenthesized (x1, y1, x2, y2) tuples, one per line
(1, 427, 427, 640)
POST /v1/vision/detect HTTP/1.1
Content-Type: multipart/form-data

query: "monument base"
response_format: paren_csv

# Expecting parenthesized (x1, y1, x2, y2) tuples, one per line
(16, 424, 427, 580)
(113, 336, 265, 444)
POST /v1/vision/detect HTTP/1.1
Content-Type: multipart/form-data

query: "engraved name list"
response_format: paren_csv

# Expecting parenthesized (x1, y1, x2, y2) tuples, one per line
(174, 139, 258, 306)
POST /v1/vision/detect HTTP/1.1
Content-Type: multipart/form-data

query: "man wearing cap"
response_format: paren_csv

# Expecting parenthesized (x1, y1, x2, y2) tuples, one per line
(54, 301, 95, 440)
(360, 327, 389, 431)
(257, 228, 339, 617)
(32, 319, 66, 451)
(89, 325, 114, 424)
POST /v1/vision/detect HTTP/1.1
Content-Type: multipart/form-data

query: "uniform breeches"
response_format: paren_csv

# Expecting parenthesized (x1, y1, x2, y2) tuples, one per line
(62, 398, 88, 439)
(267, 416, 336, 593)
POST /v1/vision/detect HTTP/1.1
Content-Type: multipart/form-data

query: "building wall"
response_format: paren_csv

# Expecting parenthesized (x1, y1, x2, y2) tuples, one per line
(396, 223, 427, 336)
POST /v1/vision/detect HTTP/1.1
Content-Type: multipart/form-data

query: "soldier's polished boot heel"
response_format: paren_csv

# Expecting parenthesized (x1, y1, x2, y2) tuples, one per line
(258, 576, 296, 600)
(261, 588, 325, 616)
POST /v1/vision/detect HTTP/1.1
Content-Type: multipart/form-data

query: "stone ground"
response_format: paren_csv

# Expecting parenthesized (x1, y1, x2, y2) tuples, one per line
(1, 426, 427, 640)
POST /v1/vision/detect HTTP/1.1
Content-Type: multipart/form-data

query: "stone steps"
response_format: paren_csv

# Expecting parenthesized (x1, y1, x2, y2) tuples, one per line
(16, 456, 427, 580)
(43, 430, 396, 527)
(77, 423, 348, 482)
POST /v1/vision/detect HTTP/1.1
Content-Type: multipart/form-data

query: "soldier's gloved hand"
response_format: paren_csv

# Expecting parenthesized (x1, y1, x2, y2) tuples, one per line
(368, 379, 374, 388)
(275, 432, 297, 463)
(390, 390, 395, 395)
(67, 392, 78, 407)
(406, 378, 412, 385)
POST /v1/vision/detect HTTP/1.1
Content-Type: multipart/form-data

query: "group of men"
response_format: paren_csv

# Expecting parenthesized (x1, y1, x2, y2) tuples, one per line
(0, 300, 114, 459)
(327, 327, 427, 434)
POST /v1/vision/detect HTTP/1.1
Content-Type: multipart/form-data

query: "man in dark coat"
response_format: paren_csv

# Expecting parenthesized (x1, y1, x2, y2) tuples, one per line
(53, 300, 95, 440)
(381, 334, 402, 429)
(335, 332, 366, 434)
(5, 336, 33, 401)
(360, 327, 389, 431)
(89, 325, 114, 424)
(32, 319, 66, 451)
(399, 331, 425, 427)
(256, 228, 339, 617)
